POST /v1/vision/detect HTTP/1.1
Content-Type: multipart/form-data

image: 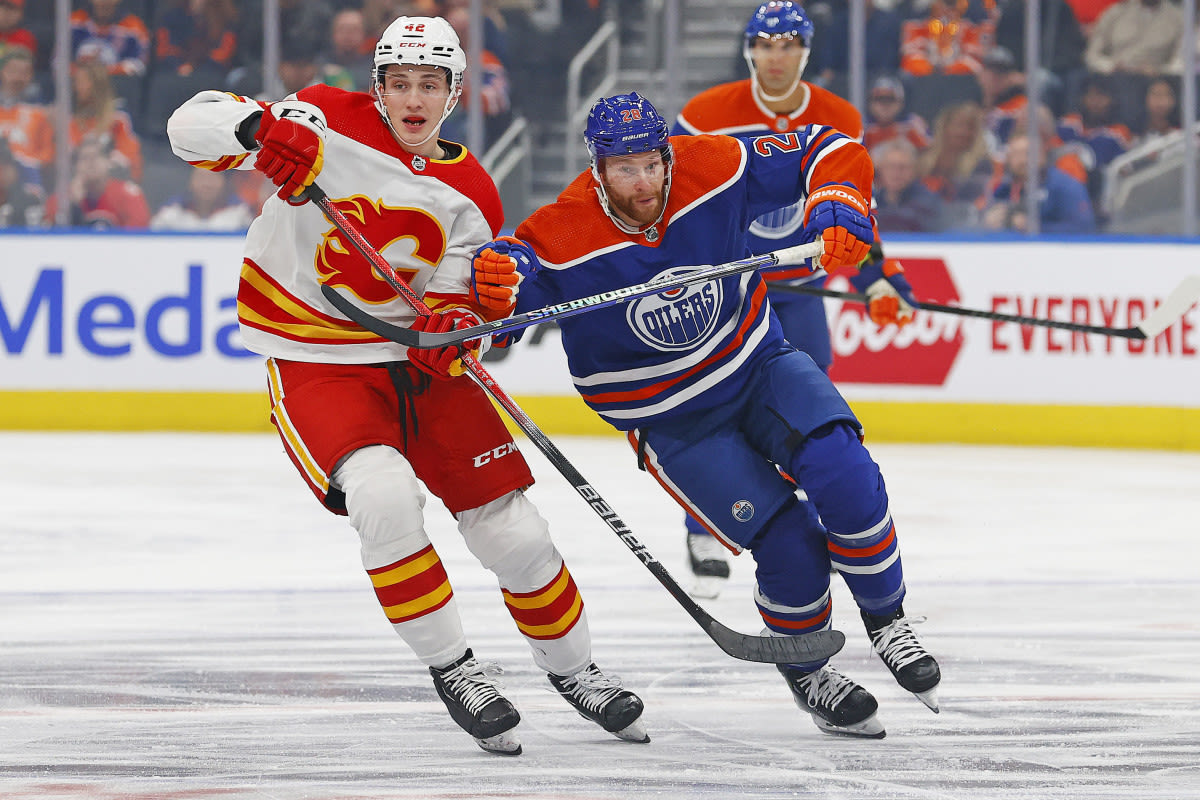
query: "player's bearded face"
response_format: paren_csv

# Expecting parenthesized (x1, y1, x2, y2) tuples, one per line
(751, 37, 806, 93)
(600, 152, 667, 228)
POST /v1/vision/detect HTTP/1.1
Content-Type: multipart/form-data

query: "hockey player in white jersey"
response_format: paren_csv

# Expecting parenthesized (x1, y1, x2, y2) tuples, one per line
(165, 15, 646, 756)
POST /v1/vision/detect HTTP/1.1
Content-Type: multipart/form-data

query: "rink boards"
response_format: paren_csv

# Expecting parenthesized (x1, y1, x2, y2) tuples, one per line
(1, 232, 1197, 449)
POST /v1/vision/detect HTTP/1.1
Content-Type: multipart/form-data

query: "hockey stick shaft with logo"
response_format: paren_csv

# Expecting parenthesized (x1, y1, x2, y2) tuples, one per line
(773, 277, 1200, 340)
(304, 183, 844, 665)
(321, 240, 826, 349)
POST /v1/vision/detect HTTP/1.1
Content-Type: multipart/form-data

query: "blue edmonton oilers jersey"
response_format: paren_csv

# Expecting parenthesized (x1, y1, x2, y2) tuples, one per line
(507, 130, 872, 431)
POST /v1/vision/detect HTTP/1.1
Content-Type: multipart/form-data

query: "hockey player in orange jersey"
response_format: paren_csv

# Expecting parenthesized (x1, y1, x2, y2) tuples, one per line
(672, 0, 920, 598)
(165, 14, 646, 756)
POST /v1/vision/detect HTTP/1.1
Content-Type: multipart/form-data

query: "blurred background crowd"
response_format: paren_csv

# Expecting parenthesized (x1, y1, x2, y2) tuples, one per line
(1, 0, 1197, 235)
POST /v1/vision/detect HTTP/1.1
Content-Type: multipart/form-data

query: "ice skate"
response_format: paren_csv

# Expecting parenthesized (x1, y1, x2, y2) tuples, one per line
(430, 649, 522, 755)
(861, 606, 941, 712)
(549, 663, 650, 743)
(686, 531, 730, 599)
(778, 663, 886, 738)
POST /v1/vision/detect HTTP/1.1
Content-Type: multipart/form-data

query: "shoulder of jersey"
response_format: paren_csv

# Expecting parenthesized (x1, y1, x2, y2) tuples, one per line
(296, 84, 503, 235)
(518, 135, 745, 266)
(802, 84, 864, 139)
(677, 80, 761, 134)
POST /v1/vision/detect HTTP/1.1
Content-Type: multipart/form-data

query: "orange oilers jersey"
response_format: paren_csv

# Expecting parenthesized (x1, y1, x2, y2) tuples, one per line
(167, 86, 503, 364)
(674, 79, 863, 141)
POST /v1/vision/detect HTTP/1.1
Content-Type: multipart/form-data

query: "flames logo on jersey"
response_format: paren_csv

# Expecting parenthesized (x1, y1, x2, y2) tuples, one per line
(626, 268, 722, 351)
(315, 195, 447, 305)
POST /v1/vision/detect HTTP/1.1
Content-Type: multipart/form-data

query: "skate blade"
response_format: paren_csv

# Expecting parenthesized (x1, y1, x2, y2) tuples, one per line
(813, 713, 887, 739)
(914, 686, 939, 713)
(475, 729, 522, 755)
(612, 718, 651, 744)
(688, 575, 727, 600)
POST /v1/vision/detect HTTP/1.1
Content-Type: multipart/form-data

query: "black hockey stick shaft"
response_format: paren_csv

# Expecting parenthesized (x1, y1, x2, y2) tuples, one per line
(773, 280, 1200, 340)
(321, 240, 825, 349)
(305, 183, 844, 665)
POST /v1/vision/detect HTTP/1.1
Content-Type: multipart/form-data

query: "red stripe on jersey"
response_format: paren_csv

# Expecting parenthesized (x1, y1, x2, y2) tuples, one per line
(580, 278, 768, 406)
(827, 524, 896, 559)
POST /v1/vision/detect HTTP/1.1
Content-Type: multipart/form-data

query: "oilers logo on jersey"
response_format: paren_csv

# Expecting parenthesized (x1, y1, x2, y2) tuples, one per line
(732, 500, 755, 522)
(625, 272, 722, 351)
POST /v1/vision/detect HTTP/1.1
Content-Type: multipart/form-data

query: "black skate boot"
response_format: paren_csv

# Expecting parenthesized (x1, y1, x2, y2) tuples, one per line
(548, 663, 650, 743)
(861, 606, 941, 712)
(778, 663, 886, 738)
(686, 531, 730, 599)
(430, 649, 522, 755)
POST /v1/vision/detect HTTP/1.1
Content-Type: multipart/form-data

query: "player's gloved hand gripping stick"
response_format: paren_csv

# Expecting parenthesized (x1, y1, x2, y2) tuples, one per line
(304, 182, 844, 665)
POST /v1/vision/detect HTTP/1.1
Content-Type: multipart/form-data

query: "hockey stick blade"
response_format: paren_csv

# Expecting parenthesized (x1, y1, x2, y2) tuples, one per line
(1136, 274, 1200, 339)
(706, 620, 845, 663)
(775, 277, 1200, 339)
(307, 183, 842, 664)
(322, 240, 824, 350)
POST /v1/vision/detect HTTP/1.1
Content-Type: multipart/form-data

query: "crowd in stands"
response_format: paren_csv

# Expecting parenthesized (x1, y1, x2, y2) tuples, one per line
(0, 0, 1195, 233)
(805, 0, 1192, 234)
(0, 0, 522, 231)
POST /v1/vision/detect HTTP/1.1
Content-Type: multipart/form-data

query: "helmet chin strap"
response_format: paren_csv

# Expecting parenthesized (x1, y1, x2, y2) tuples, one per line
(746, 48, 810, 104)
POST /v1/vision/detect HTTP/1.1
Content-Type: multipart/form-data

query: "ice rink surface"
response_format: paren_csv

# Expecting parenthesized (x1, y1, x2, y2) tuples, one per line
(2, 431, 1198, 799)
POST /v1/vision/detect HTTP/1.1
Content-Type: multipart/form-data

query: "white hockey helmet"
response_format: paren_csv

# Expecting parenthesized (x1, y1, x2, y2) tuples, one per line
(372, 16, 466, 147)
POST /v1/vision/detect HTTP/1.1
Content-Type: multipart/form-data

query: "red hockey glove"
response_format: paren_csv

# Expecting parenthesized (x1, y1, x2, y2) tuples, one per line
(850, 258, 920, 327)
(802, 182, 874, 271)
(406, 309, 482, 380)
(471, 236, 540, 314)
(254, 100, 327, 201)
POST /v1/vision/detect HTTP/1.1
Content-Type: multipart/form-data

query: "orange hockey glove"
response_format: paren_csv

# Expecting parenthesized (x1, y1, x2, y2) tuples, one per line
(801, 182, 874, 271)
(471, 236, 540, 314)
(850, 258, 920, 327)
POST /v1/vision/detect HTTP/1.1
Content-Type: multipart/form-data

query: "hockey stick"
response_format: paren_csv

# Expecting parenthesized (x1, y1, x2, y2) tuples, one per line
(771, 278, 1200, 340)
(304, 183, 844, 665)
(321, 241, 826, 349)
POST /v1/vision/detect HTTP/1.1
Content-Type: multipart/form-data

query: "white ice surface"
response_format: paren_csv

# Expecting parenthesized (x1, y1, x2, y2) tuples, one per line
(2, 432, 1199, 799)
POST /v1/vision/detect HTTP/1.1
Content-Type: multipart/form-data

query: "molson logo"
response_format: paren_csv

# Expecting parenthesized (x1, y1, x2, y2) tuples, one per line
(827, 257, 964, 385)
(626, 268, 722, 351)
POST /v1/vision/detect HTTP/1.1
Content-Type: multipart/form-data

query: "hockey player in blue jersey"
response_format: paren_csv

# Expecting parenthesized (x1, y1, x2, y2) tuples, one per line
(671, 0, 921, 596)
(449, 92, 941, 738)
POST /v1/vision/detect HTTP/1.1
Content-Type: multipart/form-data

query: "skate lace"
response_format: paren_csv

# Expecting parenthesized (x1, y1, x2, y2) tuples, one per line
(440, 658, 505, 716)
(687, 532, 727, 561)
(560, 665, 624, 713)
(798, 666, 857, 710)
(869, 615, 929, 671)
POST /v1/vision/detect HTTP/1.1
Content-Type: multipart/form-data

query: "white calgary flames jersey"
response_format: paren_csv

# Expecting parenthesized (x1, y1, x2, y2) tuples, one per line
(166, 86, 504, 364)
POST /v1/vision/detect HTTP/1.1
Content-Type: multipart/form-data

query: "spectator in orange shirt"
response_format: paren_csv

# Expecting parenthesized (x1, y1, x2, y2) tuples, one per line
(0, 0, 37, 61)
(900, 0, 995, 77)
(45, 137, 149, 229)
(0, 47, 52, 175)
(863, 75, 931, 154)
(70, 0, 150, 77)
(154, 0, 238, 80)
(69, 61, 143, 182)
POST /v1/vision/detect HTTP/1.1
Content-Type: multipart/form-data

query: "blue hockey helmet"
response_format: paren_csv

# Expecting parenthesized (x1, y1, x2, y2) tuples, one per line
(583, 92, 673, 237)
(583, 92, 671, 164)
(744, 1, 815, 50)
